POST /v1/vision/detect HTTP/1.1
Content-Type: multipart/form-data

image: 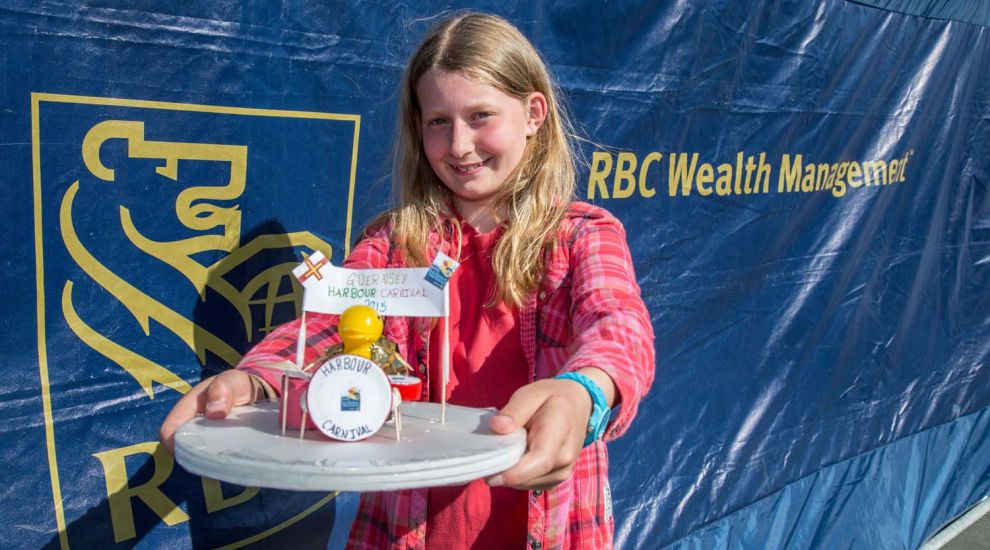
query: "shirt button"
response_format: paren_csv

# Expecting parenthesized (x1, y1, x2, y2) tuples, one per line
(532, 490, 543, 497)
(538, 290, 547, 300)
(418, 363, 427, 374)
(531, 540, 542, 550)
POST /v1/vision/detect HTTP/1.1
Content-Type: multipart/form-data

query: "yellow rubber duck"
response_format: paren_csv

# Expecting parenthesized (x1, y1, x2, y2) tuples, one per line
(338, 305, 383, 360)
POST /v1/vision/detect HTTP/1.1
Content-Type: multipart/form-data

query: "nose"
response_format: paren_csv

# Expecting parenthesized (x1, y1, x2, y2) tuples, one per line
(449, 121, 473, 159)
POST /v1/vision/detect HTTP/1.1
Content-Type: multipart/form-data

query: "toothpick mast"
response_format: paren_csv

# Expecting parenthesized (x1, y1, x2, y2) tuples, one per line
(295, 311, 308, 367)
(392, 388, 402, 441)
(281, 311, 307, 437)
(280, 378, 289, 436)
(295, 312, 308, 439)
(441, 285, 449, 423)
(299, 403, 309, 440)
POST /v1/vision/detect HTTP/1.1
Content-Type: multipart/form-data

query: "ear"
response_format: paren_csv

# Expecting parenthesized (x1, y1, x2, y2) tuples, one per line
(524, 92, 548, 137)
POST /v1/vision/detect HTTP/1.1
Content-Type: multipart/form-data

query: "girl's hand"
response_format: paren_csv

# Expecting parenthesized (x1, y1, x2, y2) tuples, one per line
(486, 369, 614, 490)
(159, 369, 255, 455)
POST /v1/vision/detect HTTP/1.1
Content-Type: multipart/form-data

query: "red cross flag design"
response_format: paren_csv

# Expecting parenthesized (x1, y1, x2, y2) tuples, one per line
(294, 251, 330, 283)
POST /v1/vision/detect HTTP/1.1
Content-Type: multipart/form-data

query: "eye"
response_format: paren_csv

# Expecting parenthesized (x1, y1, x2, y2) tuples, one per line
(426, 117, 449, 127)
(472, 111, 494, 121)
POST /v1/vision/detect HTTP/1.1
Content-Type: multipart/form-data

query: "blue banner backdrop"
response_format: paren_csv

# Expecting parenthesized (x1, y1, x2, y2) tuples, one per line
(1, 1, 987, 548)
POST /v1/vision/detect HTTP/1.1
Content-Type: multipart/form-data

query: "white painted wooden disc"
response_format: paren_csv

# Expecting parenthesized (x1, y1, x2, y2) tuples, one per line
(174, 401, 526, 492)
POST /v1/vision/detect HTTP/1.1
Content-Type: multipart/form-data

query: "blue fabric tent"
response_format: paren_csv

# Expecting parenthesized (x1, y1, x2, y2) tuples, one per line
(1, 1, 987, 547)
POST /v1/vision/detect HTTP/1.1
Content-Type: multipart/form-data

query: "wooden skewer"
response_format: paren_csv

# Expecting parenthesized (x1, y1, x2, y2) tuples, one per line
(295, 312, 308, 368)
(392, 388, 402, 442)
(283, 311, 308, 438)
(299, 402, 308, 440)
(280, 376, 289, 437)
(442, 312, 449, 424)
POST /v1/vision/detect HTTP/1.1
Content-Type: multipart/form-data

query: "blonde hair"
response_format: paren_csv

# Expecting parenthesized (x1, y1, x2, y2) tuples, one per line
(383, 12, 576, 307)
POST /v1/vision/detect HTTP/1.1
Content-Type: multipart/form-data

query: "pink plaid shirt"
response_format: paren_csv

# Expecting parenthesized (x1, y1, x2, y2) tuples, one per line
(240, 202, 655, 549)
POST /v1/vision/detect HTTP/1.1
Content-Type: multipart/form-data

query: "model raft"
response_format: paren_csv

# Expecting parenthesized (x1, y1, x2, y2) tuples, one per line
(173, 252, 526, 491)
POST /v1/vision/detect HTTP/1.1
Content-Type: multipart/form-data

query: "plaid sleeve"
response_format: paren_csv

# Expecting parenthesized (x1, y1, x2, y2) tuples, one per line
(562, 208, 656, 440)
(237, 229, 393, 390)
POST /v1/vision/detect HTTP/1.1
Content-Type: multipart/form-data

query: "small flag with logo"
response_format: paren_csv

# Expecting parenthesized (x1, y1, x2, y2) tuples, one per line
(424, 252, 460, 289)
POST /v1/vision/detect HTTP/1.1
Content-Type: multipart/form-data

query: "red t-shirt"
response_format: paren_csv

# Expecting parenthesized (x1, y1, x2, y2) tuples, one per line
(425, 222, 529, 549)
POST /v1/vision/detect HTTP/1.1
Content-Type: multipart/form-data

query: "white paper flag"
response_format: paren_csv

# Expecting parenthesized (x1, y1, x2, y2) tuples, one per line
(292, 251, 447, 317)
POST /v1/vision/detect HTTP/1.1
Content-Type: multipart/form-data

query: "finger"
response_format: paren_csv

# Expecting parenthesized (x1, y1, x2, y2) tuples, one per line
(488, 399, 578, 488)
(507, 463, 577, 491)
(489, 413, 518, 434)
(203, 370, 255, 418)
(489, 382, 550, 435)
(203, 378, 234, 418)
(160, 370, 253, 455)
(160, 376, 215, 455)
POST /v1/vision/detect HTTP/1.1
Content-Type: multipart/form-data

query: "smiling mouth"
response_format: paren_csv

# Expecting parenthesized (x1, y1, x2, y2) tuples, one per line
(452, 160, 488, 174)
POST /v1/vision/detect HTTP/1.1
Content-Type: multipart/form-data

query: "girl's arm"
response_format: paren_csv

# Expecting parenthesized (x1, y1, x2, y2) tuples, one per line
(556, 209, 656, 438)
(489, 207, 656, 489)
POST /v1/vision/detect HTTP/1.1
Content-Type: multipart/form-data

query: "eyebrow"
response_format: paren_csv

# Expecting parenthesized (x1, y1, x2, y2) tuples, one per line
(419, 101, 501, 117)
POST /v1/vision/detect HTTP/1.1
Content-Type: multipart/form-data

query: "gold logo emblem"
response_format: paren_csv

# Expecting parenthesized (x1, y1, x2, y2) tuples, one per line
(33, 93, 360, 545)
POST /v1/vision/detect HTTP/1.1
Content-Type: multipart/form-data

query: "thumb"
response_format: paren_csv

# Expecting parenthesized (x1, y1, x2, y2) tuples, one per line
(203, 378, 234, 419)
(490, 384, 547, 434)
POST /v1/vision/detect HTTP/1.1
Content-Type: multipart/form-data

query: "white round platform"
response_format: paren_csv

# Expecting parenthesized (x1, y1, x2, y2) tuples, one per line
(174, 400, 527, 492)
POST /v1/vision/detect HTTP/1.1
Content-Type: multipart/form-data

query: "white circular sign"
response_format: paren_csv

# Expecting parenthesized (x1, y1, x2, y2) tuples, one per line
(306, 354, 391, 441)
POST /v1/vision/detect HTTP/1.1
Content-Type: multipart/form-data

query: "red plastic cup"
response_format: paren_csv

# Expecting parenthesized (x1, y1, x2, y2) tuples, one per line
(389, 375, 423, 402)
(278, 377, 319, 430)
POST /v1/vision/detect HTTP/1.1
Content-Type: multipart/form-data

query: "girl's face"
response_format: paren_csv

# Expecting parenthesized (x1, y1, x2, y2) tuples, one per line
(416, 69, 546, 230)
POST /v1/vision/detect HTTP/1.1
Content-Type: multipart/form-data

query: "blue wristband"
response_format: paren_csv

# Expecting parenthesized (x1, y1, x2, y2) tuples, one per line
(555, 372, 611, 447)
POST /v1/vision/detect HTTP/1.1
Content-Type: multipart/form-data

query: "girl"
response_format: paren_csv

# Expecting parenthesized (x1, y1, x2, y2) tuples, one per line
(161, 12, 654, 549)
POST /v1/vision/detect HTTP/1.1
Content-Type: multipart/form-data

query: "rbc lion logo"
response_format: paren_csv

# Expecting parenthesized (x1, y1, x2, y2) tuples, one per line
(34, 94, 361, 547)
(61, 119, 334, 394)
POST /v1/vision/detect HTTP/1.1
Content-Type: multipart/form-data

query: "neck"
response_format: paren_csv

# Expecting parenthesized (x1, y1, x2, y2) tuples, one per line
(452, 198, 500, 233)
